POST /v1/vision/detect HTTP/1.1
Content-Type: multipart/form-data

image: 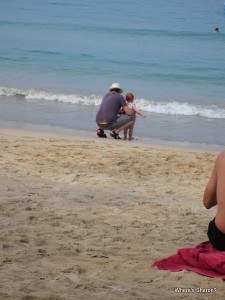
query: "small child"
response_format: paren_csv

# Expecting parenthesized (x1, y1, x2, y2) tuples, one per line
(123, 92, 146, 141)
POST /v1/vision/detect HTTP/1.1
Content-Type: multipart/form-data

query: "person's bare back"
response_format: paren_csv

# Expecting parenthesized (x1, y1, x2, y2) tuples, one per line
(203, 151, 225, 250)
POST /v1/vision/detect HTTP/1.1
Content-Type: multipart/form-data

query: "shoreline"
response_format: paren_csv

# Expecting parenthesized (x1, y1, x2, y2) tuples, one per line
(1, 126, 225, 299)
(1, 93, 225, 148)
(1, 121, 224, 153)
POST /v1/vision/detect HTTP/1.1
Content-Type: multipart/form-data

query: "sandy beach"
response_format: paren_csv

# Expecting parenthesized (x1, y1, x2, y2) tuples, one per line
(0, 128, 225, 300)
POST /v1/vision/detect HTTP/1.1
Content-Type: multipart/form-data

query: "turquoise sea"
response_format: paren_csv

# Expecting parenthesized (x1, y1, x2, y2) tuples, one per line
(1, 0, 225, 147)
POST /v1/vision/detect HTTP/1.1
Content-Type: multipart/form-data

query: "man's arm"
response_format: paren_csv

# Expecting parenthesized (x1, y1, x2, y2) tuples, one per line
(203, 162, 217, 209)
(123, 105, 135, 116)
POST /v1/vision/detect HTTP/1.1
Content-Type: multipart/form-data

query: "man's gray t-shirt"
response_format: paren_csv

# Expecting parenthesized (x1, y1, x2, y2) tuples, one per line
(96, 92, 127, 124)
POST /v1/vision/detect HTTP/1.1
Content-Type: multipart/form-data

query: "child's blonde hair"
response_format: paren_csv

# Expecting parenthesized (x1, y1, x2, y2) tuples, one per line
(126, 92, 134, 102)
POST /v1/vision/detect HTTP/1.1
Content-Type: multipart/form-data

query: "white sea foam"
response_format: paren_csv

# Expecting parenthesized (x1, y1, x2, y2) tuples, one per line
(135, 98, 225, 119)
(0, 86, 102, 106)
(1, 86, 225, 120)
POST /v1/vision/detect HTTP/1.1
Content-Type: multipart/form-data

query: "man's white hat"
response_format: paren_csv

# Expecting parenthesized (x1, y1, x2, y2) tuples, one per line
(108, 82, 123, 94)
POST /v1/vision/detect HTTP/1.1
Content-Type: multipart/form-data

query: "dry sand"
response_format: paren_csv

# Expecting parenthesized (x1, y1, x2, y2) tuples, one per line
(0, 128, 224, 300)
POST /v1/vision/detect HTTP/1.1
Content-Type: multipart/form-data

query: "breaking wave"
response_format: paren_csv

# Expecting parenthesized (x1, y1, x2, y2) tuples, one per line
(1, 86, 225, 119)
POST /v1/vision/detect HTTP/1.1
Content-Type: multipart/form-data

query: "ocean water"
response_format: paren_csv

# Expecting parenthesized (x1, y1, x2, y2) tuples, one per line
(1, 0, 225, 147)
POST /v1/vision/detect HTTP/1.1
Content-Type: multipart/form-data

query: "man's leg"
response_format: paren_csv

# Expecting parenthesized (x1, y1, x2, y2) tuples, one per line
(109, 121, 134, 139)
(114, 120, 135, 135)
(108, 115, 135, 139)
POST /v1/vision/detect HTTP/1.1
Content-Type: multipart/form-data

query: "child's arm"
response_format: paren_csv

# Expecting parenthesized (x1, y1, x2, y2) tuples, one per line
(133, 105, 146, 118)
(119, 107, 125, 114)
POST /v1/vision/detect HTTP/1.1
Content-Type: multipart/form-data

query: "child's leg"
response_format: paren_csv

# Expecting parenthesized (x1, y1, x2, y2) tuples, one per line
(128, 121, 135, 141)
(124, 128, 128, 140)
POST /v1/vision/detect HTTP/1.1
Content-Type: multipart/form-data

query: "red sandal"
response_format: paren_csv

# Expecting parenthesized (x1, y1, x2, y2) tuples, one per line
(110, 130, 121, 139)
(97, 129, 107, 138)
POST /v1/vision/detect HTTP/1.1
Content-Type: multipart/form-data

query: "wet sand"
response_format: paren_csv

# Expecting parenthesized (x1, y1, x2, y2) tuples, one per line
(0, 128, 224, 300)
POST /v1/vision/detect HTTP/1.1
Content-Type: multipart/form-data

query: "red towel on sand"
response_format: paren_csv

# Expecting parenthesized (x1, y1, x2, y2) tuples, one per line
(152, 241, 225, 279)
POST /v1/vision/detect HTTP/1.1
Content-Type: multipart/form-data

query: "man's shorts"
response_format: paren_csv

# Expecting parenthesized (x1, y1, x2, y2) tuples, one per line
(207, 218, 225, 251)
(98, 114, 135, 131)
